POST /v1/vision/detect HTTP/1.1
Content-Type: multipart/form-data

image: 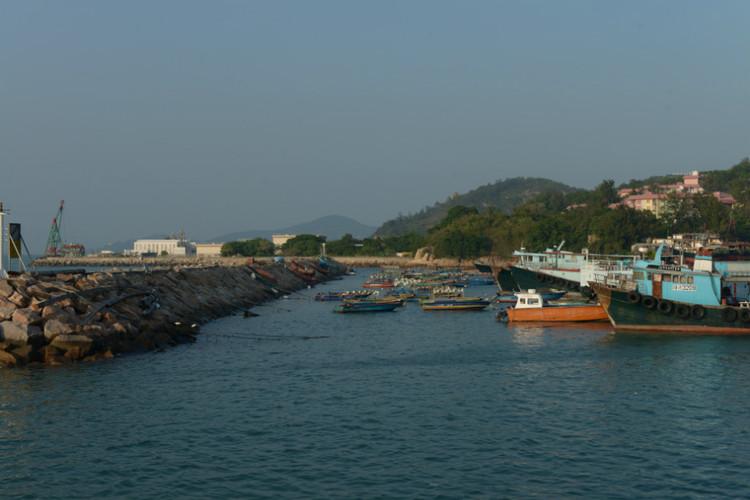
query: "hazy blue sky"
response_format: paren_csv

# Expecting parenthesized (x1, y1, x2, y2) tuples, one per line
(2, 1, 749, 253)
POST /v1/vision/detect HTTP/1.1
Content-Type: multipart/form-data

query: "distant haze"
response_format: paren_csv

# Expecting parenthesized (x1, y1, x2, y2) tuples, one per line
(2, 1, 748, 253)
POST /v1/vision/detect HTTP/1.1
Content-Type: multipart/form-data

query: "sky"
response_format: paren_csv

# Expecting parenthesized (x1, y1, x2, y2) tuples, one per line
(1, 0, 749, 253)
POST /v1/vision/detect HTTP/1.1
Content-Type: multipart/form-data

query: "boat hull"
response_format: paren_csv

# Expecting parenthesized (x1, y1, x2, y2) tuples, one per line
(510, 266, 582, 294)
(420, 297, 490, 311)
(506, 304, 608, 322)
(592, 284, 750, 334)
(332, 302, 399, 313)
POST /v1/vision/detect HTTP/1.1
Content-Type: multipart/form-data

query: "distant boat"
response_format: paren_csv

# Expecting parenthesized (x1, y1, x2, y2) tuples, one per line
(420, 296, 490, 311)
(332, 298, 401, 313)
(497, 290, 607, 323)
(287, 260, 317, 282)
(314, 291, 373, 301)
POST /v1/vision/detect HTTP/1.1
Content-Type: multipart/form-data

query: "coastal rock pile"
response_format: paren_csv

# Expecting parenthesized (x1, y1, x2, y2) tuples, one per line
(0, 260, 340, 367)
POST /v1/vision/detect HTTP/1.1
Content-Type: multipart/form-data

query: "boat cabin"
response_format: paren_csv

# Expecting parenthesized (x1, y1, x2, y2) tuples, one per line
(513, 290, 544, 309)
(630, 242, 750, 306)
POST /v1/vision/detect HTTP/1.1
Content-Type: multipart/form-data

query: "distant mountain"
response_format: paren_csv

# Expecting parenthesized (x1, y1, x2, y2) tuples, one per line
(209, 215, 377, 243)
(374, 177, 579, 236)
(94, 234, 168, 254)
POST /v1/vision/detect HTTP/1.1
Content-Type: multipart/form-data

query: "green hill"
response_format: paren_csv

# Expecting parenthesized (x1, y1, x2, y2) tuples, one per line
(374, 177, 579, 236)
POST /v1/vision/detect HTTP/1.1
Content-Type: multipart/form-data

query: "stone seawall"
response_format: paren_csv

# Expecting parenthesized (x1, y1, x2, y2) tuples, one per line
(0, 260, 343, 367)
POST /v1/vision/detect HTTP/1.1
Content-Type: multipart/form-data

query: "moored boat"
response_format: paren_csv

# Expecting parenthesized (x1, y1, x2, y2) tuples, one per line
(420, 296, 490, 311)
(497, 290, 607, 323)
(592, 283, 750, 334)
(495, 290, 566, 303)
(314, 291, 374, 301)
(332, 298, 402, 313)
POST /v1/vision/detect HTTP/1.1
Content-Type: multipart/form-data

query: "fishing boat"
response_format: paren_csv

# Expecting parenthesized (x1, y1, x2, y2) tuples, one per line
(332, 298, 402, 313)
(309, 261, 329, 275)
(495, 290, 567, 303)
(509, 241, 636, 296)
(466, 273, 496, 286)
(287, 260, 317, 282)
(497, 290, 608, 323)
(314, 291, 374, 301)
(590, 241, 750, 334)
(420, 296, 490, 311)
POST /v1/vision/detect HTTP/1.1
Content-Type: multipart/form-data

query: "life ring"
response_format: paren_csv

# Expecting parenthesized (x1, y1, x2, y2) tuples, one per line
(674, 303, 690, 319)
(690, 305, 706, 320)
(721, 307, 737, 322)
(642, 296, 657, 309)
(739, 308, 750, 323)
(657, 299, 673, 315)
(535, 273, 545, 282)
(627, 291, 641, 304)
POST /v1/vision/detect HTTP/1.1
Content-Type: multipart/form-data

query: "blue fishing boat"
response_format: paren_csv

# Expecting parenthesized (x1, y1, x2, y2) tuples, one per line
(332, 298, 402, 313)
(592, 241, 750, 334)
(420, 296, 490, 311)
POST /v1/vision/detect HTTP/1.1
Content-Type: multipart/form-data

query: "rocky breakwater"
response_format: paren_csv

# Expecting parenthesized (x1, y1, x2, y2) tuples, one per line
(0, 260, 342, 367)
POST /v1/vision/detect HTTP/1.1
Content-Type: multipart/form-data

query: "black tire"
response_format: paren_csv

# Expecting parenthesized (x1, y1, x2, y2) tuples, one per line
(627, 291, 641, 304)
(657, 299, 673, 315)
(642, 296, 657, 310)
(740, 309, 750, 323)
(675, 303, 690, 319)
(545, 275, 555, 284)
(721, 307, 737, 322)
(567, 281, 577, 290)
(690, 305, 706, 320)
(535, 273, 545, 282)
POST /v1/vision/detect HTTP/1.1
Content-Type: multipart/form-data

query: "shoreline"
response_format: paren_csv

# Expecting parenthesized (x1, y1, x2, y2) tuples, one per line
(0, 258, 345, 367)
(28, 255, 497, 270)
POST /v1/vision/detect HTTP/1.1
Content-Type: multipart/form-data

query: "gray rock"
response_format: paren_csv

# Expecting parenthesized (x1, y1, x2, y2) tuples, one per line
(0, 321, 43, 348)
(50, 334, 93, 356)
(44, 318, 76, 341)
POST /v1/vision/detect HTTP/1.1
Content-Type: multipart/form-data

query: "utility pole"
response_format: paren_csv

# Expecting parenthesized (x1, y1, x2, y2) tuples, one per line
(0, 202, 7, 278)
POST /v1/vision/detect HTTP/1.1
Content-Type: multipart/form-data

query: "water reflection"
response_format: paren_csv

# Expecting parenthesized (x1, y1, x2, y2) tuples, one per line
(505, 322, 613, 347)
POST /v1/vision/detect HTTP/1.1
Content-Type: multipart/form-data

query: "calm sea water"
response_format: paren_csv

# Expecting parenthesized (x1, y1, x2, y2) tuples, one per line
(2, 269, 749, 499)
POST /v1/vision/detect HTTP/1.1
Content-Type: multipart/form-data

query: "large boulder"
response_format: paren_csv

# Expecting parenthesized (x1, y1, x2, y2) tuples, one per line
(44, 318, 76, 341)
(50, 334, 94, 357)
(0, 280, 13, 298)
(0, 349, 18, 366)
(0, 297, 16, 320)
(0, 321, 44, 348)
(12, 308, 43, 326)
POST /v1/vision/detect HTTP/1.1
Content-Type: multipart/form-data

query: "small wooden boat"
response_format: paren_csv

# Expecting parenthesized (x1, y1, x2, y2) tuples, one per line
(420, 296, 490, 311)
(287, 260, 317, 282)
(498, 290, 607, 322)
(247, 265, 279, 286)
(314, 291, 373, 301)
(332, 298, 401, 313)
(362, 281, 394, 288)
(309, 261, 329, 275)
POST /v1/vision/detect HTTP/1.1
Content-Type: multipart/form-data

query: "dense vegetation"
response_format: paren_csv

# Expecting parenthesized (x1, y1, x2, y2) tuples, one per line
(219, 159, 750, 260)
(220, 238, 275, 257)
(374, 177, 578, 237)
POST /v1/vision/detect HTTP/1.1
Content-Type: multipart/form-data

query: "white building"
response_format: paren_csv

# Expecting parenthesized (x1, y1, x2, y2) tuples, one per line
(272, 234, 296, 248)
(195, 243, 223, 257)
(132, 230, 195, 256)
